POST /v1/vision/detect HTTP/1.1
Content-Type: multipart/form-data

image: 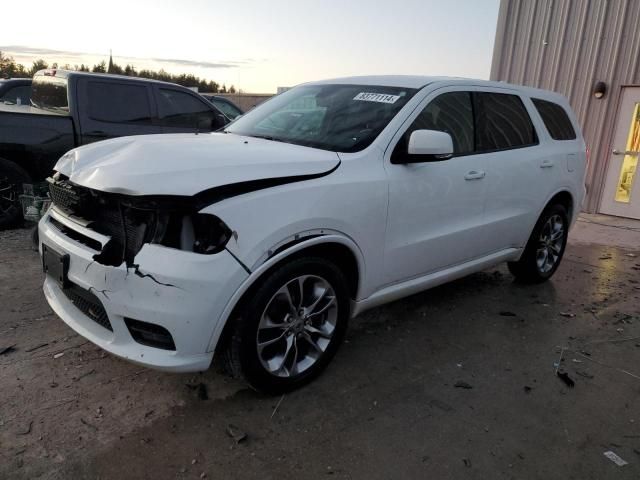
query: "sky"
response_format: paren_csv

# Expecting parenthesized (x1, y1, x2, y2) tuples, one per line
(1, 0, 500, 93)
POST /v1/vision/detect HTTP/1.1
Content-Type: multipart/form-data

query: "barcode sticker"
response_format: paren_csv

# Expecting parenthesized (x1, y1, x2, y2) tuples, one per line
(353, 92, 401, 104)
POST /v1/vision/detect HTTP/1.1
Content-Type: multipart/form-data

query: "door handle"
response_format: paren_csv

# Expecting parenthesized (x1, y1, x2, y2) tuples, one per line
(86, 131, 108, 138)
(612, 149, 640, 156)
(540, 159, 554, 168)
(464, 170, 485, 180)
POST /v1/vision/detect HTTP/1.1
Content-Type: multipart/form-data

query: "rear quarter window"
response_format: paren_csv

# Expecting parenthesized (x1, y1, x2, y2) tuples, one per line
(31, 76, 69, 111)
(532, 98, 577, 140)
(87, 81, 152, 124)
(474, 92, 538, 152)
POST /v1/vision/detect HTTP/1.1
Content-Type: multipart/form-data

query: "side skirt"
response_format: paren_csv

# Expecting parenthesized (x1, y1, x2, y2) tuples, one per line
(351, 248, 521, 317)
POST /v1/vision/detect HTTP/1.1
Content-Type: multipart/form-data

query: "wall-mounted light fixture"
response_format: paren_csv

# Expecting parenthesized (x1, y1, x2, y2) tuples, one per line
(593, 81, 607, 99)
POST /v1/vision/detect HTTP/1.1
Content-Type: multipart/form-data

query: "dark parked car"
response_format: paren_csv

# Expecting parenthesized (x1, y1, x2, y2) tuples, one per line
(201, 94, 243, 120)
(0, 78, 32, 105)
(0, 69, 229, 228)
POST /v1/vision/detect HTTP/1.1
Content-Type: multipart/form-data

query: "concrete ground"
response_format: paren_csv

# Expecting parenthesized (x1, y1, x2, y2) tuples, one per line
(1, 216, 639, 480)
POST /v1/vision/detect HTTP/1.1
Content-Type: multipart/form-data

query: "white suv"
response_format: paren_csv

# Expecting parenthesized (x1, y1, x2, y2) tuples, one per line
(39, 76, 586, 393)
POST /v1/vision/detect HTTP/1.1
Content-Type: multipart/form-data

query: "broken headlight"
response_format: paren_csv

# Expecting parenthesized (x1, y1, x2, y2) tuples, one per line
(191, 213, 232, 254)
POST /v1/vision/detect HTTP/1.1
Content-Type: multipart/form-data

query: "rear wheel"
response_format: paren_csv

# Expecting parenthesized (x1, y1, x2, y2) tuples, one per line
(508, 203, 568, 283)
(220, 257, 350, 394)
(0, 157, 31, 230)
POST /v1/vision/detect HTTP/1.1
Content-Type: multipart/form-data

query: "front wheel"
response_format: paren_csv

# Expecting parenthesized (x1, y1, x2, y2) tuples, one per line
(220, 257, 350, 394)
(508, 203, 569, 283)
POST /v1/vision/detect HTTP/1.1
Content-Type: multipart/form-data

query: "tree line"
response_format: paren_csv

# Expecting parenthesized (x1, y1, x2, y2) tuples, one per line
(0, 51, 236, 93)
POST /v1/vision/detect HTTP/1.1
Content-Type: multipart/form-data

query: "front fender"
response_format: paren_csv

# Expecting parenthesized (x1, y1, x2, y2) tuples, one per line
(206, 234, 365, 352)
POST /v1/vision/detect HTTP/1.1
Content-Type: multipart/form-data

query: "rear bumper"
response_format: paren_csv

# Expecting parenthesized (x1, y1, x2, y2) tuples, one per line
(39, 210, 248, 372)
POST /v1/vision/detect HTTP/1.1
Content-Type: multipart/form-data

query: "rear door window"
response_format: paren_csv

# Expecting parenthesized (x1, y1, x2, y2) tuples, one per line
(87, 81, 152, 124)
(474, 92, 538, 151)
(532, 98, 577, 140)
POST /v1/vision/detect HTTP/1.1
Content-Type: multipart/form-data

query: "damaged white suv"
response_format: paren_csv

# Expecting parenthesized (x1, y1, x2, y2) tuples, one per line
(39, 76, 586, 393)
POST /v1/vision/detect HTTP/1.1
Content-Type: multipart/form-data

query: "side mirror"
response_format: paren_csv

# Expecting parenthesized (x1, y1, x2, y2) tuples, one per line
(393, 129, 454, 164)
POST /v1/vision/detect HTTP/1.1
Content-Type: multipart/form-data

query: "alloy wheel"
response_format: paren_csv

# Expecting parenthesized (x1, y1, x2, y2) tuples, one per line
(536, 214, 564, 273)
(256, 275, 338, 378)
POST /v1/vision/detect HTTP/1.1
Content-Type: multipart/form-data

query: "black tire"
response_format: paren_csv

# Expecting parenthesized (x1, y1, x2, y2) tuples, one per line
(508, 203, 569, 283)
(220, 257, 350, 394)
(0, 157, 31, 230)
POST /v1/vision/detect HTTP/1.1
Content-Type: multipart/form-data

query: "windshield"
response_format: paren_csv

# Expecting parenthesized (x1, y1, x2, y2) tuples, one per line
(31, 75, 69, 112)
(226, 84, 418, 152)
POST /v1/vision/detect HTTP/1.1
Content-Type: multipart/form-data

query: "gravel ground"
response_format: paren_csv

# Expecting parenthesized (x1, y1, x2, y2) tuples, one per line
(1, 226, 639, 479)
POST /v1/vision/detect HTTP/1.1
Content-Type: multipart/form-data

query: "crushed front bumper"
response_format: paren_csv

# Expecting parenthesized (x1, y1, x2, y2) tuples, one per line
(39, 208, 248, 372)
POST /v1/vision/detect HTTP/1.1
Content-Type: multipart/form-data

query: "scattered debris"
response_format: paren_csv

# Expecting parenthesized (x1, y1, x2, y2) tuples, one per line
(80, 418, 98, 431)
(17, 421, 33, 435)
(191, 459, 197, 465)
(599, 254, 612, 260)
(185, 383, 208, 400)
(572, 359, 583, 363)
(73, 369, 95, 382)
(25, 343, 48, 353)
(144, 410, 154, 419)
(499, 311, 517, 317)
(53, 352, 65, 359)
(556, 371, 575, 388)
(0, 345, 16, 355)
(226, 424, 247, 444)
(625, 253, 637, 257)
(271, 394, 285, 419)
(523, 386, 532, 393)
(454, 381, 473, 389)
(603, 450, 628, 466)
(554, 347, 566, 374)
(462, 458, 472, 468)
(200, 473, 207, 479)
(559, 312, 576, 318)
(575, 370, 594, 379)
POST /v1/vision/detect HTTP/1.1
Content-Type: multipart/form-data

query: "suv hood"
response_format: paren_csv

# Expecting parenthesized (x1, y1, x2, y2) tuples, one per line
(55, 133, 340, 196)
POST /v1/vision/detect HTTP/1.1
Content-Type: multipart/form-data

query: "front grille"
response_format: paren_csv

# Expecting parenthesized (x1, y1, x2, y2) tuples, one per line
(49, 217, 102, 251)
(48, 176, 156, 266)
(62, 283, 113, 332)
(48, 178, 91, 215)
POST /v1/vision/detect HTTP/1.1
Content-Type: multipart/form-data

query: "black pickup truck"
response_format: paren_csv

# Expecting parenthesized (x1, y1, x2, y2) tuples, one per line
(0, 69, 229, 227)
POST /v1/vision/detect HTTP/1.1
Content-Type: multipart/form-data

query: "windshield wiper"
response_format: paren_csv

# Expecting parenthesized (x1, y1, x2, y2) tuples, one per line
(245, 134, 292, 144)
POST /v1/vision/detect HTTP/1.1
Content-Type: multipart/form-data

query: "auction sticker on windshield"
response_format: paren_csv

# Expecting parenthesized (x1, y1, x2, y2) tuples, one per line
(353, 92, 401, 104)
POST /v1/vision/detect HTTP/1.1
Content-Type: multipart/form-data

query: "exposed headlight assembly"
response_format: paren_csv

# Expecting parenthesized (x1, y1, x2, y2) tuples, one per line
(190, 213, 232, 254)
(148, 212, 232, 255)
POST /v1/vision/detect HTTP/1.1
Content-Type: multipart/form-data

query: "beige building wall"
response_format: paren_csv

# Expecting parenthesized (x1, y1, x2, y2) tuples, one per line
(491, 0, 640, 213)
